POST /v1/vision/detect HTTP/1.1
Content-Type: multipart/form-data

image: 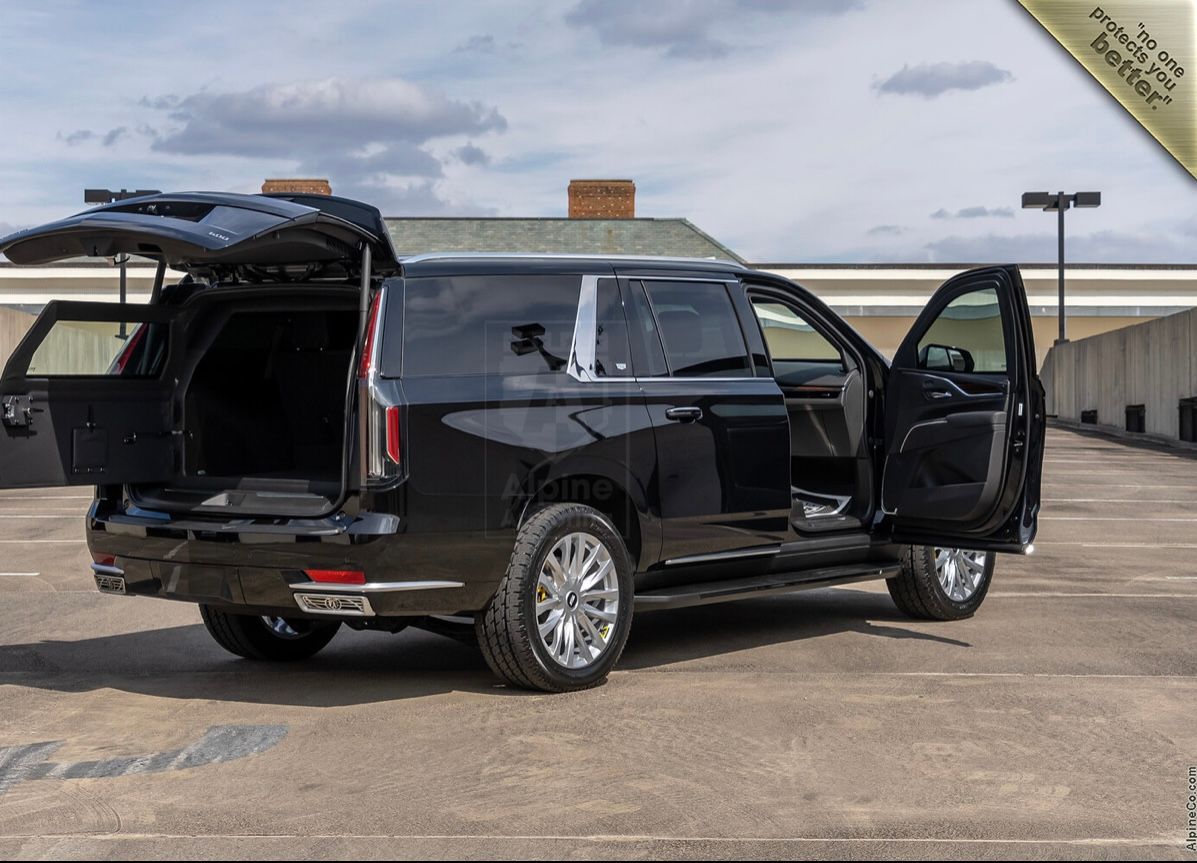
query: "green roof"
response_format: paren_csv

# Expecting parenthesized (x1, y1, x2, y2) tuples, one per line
(383, 217, 744, 263)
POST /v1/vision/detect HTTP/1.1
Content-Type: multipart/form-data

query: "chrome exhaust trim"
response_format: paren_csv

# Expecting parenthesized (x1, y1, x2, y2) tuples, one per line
(90, 562, 126, 595)
(294, 592, 375, 617)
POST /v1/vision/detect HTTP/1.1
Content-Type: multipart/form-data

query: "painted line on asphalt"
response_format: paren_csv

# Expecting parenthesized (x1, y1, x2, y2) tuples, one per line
(1044, 483, 1197, 488)
(991, 591, 1197, 598)
(0, 572, 40, 577)
(1034, 541, 1197, 548)
(0, 539, 85, 544)
(0, 495, 92, 500)
(0, 832, 1172, 848)
(0, 515, 82, 519)
(1043, 498, 1197, 503)
(1041, 516, 1197, 522)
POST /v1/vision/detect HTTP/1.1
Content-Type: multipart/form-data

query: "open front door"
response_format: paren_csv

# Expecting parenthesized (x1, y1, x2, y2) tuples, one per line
(882, 266, 1044, 551)
(0, 301, 178, 489)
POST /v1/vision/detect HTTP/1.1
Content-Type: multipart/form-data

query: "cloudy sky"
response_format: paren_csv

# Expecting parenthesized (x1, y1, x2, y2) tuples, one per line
(0, 0, 1193, 262)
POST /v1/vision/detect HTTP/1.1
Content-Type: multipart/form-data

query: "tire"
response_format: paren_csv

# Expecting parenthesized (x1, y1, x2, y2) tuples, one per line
(199, 605, 340, 661)
(476, 503, 634, 692)
(887, 545, 995, 621)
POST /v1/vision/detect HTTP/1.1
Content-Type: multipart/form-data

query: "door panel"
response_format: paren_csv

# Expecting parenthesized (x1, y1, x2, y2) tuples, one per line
(641, 378, 792, 561)
(0, 301, 177, 489)
(622, 277, 791, 562)
(883, 266, 1044, 549)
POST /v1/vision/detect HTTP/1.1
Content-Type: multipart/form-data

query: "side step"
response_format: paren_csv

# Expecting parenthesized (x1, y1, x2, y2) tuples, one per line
(634, 561, 900, 612)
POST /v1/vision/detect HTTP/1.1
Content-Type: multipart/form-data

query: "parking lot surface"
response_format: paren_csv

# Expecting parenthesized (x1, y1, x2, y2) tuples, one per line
(0, 425, 1194, 860)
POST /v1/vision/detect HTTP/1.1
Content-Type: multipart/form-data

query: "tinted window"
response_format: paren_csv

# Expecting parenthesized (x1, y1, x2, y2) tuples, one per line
(751, 300, 842, 364)
(917, 287, 1007, 373)
(594, 278, 631, 377)
(26, 319, 167, 377)
(403, 275, 580, 377)
(643, 281, 751, 378)
(625, 281, 669, 377)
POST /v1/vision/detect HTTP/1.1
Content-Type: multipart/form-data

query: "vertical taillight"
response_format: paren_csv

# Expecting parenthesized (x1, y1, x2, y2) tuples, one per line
(385, 405, 401, 465)
(358, 291, 382, 380)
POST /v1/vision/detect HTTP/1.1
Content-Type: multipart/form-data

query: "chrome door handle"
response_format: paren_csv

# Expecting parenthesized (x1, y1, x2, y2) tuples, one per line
(926, 390, 952, 400)
(664, 406, 703, 423)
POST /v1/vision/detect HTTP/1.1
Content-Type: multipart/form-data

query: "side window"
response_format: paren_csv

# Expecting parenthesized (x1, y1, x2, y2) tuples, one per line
(594, 278, 631, 377)
(624, 281, 669, 377)
(25, 319, 167, 377)
(642, 281, 751, 378)
(751, 300, 843, 365)
(402, 275, 580, 377)
(917, 287, 1007, 374)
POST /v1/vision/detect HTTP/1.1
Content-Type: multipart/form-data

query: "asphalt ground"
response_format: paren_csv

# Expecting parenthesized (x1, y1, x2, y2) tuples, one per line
(0, 425, 1194, 860)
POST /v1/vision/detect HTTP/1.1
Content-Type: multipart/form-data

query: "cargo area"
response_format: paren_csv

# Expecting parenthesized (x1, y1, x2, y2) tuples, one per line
(130, 293, 360, 517)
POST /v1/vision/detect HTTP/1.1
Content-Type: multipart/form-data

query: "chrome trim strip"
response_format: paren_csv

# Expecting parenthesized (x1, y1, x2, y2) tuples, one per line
(287, 579, 465, 593)
(664, 545, 782, 566)
(567, 274, 601, 383)
(399, 252, 746, 269)
(90, 562, 125, 577)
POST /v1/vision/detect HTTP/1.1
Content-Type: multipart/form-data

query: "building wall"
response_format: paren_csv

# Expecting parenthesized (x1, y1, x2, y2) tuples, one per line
(764, 265, 1197, 368)
(0, 305, 36, 369)
(843, 314, 1148, 365)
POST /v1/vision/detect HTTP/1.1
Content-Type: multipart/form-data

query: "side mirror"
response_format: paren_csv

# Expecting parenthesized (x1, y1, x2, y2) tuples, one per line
(918, 343, 975, 374)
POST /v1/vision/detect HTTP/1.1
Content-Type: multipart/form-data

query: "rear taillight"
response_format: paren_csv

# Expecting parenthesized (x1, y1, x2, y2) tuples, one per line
(91, 552, 116, 566)
(304, 569, 366, 585)
(113, 324, 146, 375)
(358, 292, 382, 380)
(385, 405, 401, 465)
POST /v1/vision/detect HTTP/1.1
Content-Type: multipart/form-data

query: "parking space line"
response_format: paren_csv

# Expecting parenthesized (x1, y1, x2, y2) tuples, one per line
(1044, 498, 1197, 503)
(1035, 541, 1197, 548)
(0, 495, 92, 500)
(0, 539, 85, 544)
(1041, 515, 1197, 521)
(0, 572, 40, 577)
(991, 591, 1197, 598)
(0, 831, 1172, 848)
(0, 515, 82, 519)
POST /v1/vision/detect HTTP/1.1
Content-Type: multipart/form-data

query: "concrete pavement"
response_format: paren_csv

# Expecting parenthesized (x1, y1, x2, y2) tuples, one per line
(0, 426, 1194, 860)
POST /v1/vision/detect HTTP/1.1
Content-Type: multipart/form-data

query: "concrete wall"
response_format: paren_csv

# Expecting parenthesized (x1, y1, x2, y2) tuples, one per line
(1042, 306, 1197, 440)
(0, 305, 36, 369)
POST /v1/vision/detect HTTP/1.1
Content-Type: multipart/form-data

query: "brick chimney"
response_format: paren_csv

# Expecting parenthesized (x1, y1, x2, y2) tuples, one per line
(262, 178, 332, 195)
(568, 179, 635, 219)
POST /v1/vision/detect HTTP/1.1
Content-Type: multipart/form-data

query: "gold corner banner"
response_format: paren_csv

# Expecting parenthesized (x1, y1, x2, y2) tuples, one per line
(1018, 0, 1196, 179)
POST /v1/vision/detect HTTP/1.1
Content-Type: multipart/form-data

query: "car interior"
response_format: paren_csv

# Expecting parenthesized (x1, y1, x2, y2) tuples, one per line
(748, 293, 872, 534)
(127, 288, 361, 516)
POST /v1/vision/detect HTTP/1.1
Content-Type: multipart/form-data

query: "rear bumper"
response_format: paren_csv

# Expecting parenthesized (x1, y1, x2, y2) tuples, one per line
(85, 501, 502, 617)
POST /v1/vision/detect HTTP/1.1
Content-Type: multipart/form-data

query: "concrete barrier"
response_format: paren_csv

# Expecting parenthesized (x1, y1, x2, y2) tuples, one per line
(1042, 306, 1197, 442)
(0, 305, 36, 370)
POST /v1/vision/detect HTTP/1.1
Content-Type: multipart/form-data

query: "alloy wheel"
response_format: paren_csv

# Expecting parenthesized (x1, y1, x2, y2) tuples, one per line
(933, 548, 988, 602)
(535, 532, 620, 669)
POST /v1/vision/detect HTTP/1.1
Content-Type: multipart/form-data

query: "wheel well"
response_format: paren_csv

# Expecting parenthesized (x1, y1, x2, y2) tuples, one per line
(525, 474, 642, 565)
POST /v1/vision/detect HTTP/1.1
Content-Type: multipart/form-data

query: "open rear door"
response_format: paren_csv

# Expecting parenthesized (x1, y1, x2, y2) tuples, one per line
(0, 301, 178, 488)
(882, 266, 1044, 551)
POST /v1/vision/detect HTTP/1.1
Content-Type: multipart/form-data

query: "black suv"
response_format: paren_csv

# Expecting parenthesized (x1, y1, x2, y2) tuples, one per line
(0, 193, 1044, 692)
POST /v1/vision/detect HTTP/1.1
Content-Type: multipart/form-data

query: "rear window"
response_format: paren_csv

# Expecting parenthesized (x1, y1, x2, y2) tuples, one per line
(402, 275, 581, 377)
(26, 319, 167, 378)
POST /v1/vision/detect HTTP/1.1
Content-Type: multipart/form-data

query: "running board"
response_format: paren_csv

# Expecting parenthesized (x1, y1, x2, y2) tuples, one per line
(634, 561, 901, 612)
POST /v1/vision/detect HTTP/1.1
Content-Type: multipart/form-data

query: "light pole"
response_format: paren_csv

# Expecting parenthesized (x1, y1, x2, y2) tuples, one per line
(1021, 191, 1101, 344)
(83, 188, 160, 334)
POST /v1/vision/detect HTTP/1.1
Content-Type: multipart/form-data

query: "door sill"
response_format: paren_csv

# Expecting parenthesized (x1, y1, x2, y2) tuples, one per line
(634, 560, 900, 611)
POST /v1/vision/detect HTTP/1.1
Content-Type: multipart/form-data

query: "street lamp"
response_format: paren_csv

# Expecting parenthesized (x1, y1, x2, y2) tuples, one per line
(1021, 191, 1101, 344)
(83, 189, 160, 333)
